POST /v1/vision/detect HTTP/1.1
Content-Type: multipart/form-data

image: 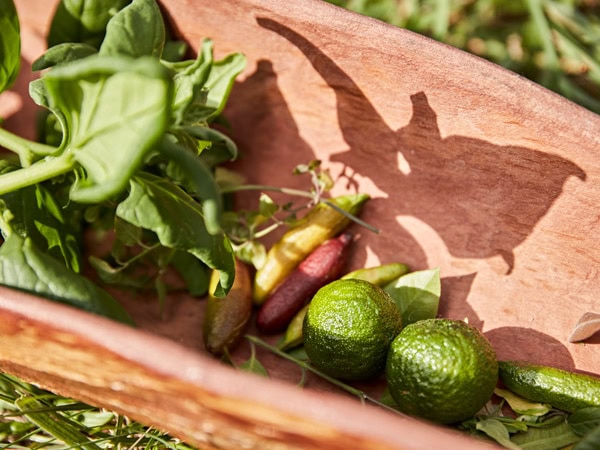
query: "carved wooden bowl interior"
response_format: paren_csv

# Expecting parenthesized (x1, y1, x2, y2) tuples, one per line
(1, 0, 598, 449)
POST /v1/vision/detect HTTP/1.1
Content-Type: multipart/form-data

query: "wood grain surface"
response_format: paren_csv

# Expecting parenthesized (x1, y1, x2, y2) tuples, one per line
(0, 0, 598, 448)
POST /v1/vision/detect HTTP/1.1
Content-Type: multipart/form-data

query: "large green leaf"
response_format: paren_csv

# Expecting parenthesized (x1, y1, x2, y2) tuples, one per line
(0, 0, 20, 94)
(99, 0, 165, 58)
(41, 55, 172, 203)
(47, 0, 131, 48)
(0, 234, 133, 324)
(383, 268, 440, 326)
(116, 172, 234, 296)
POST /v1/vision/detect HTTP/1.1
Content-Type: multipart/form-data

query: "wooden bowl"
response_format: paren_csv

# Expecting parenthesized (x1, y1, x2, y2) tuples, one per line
(1, 0, 598, 448)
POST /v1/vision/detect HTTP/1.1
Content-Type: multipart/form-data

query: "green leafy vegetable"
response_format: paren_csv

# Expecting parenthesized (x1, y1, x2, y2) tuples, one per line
(0, 0, 20, 93)
(32, 42, 98, 70)
(43, 55, 172, 203)
(511, 419, 580, 449)
(0, 184, 82, 272)
(99, 0, 165, 58)
(574, 424, 600, 450)
(168, 39, 214, 126)
(476, 418, 521, 450)
(238, 341, 269, 377)
(0, 234, 133, 324)
(569, 407, 600, 436)
(0, 0, 246, 319)
(47, 0, 131, 49)
(202, 51, 248, 121)
(115, 172, 234, 296)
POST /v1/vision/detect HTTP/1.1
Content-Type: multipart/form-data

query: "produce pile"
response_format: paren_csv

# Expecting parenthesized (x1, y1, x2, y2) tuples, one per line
(0, 0, 598, 449)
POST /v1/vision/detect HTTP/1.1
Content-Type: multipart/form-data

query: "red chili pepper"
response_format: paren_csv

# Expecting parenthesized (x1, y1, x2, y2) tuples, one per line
(256, 232, 353, 334)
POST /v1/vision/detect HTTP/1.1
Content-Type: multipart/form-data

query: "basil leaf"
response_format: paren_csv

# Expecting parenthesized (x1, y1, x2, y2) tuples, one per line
(476, 418, 522, 450)
(158, 136, 223, 236)
(32, 43, 98, 71)
(0, 0, 20, 94)
(169, 250, 210, 297)
(569, 407, 600, 436)
(41, 55, 172, 203)
(574, 424, 600, 450)
(47, 0, 130, 49)
(29, 79, 69, 155)
(169, 39, 213, 126)
(162, 39, 188, 63)
(185, 126, 238, 167)
(511, 420, 580, 449)
(0, 234, 133, 324)
(239, 342, 269, 377)
(383, 268, 440, 326)
(99, 0, 165, 58)
(1, 185, 82, 272)
(115, 172, 234, 296)
(203, 51, 246, 121)
(167, 39, 245, 126)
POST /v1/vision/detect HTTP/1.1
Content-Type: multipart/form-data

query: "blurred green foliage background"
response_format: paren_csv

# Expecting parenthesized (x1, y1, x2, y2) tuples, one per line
(326, 0, 600, 114)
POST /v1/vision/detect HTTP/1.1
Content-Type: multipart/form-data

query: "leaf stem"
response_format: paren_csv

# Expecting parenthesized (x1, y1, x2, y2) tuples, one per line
(222, 184, 380, 234)
(321, 198, 380, 234)
(221, 183, 314, 200)
(158, 136, 222, 235)
(0, 153, 75, 196)
(245, 334, 404, 416)
(0, 127, 58, 166)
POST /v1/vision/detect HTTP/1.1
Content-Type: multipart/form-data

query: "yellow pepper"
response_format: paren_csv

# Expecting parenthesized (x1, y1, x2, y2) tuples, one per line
(253, 193, 369, 305)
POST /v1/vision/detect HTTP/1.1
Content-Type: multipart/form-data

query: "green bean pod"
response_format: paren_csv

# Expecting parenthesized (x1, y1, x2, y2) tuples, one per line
(253, 193, 369, 305)
(341, 262, 410, 286)
(203, 259, 252, 356)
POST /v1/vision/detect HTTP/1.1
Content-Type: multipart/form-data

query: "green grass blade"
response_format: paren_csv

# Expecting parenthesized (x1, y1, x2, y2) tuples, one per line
(15, 396, 102, 450)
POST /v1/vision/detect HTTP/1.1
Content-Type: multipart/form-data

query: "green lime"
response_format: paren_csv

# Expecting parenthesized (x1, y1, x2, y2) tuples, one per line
(303, 279, 403, 381)
(499, 360, 600, 412)
(386, 318, 498, 424)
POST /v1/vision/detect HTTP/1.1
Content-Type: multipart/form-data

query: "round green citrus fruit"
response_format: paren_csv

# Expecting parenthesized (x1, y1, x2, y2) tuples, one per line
(303, 279, 403, 381)
(386, 318, 498, 424)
